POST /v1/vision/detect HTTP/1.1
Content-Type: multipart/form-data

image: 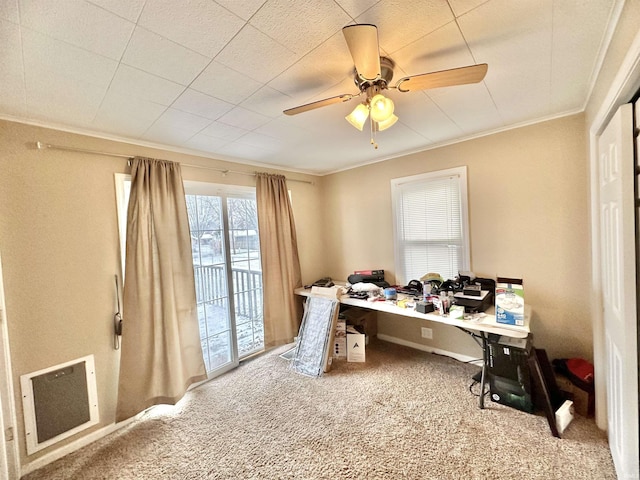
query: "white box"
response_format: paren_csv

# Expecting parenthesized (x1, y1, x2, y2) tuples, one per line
(495, 278, 525, 326)
(347, 332, 366, 362)
(555, 400, 574, 434)
(449, 305, 465, 319)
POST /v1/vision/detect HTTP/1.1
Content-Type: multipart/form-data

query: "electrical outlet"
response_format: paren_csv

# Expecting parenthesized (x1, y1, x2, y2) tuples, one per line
(421, 327, 433, 339)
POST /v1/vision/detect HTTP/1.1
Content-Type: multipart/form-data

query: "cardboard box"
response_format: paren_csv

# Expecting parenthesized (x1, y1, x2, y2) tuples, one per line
(342, 307, 377, 336)
(495, 278, 525, 326)
(555, 375, 594, 417)
(346, 325, 366, 362)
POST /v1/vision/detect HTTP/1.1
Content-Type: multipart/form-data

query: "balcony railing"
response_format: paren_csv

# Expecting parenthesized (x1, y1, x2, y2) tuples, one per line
(194, 264, 264, 360)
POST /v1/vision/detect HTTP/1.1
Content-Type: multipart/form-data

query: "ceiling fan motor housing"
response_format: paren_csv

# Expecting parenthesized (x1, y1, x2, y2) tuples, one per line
(354, 56, 395, 92)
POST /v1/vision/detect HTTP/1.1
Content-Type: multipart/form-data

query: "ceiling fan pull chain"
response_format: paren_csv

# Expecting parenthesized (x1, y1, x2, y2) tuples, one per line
(370, 115, 378, 149)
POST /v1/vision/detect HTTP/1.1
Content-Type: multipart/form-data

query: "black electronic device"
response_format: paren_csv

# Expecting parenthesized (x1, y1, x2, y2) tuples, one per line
(475, 277, 496, 293)
(415, 301, 435, 314)
(348, 291, 369, 300)
(453, 291, 493, 313)
(488, 336, 534, 413)
(347, 273, 388, 288)
(463, 284, 481, 296)
(453, 277, 496, 312)
(439, 279, 459, 292)
(306, 277, 334, 288)
(397, 279, 423, 295)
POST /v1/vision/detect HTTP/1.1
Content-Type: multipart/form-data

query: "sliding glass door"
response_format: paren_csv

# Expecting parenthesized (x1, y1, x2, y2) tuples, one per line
(185, 184, 263, 376)
(114, 176, 263, 378)
(226, 197, 264, 357)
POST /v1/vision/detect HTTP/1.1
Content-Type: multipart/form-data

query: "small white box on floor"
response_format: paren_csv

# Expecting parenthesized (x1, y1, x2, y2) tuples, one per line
(347, 326, 365, 362)
(555, 400, 574, 434)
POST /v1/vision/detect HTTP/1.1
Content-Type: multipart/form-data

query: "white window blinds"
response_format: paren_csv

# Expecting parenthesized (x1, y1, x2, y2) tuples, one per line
(391, 167, 470, 284)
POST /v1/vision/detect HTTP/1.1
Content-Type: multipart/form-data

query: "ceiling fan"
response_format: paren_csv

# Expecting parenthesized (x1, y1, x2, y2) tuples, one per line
(283, 24, 488, 148)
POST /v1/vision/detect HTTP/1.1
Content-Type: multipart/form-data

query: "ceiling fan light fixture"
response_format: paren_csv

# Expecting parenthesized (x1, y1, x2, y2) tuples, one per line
(370, 94, 394, 122)
(376, 114, 398, 131)
(283, 24, 489, 149)
(345, 103, 370, 130)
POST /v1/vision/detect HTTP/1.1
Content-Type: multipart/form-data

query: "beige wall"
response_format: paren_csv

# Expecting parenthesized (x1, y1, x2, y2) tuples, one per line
(321, 114, 591, 362)
(585, 0, 640, 127)
(0, 119, 324, 466)
(2, 2, 639, 462)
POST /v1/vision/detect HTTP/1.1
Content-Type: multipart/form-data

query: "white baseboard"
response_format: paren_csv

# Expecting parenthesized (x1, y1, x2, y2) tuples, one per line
(20, 416, 136, 476)
(377, 334, 483, 366)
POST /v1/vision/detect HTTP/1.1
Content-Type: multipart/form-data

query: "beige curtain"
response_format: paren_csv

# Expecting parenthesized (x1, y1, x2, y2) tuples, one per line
(256, 173, 302, 347)
(116, 157, 207, 423)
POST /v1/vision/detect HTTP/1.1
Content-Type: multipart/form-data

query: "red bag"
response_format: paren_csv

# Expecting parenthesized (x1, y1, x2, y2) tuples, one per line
(552, 357, 595, 392)
(566, 358, 594, 383)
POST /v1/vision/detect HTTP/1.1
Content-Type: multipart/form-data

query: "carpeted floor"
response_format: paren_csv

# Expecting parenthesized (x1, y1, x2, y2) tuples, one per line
(23, 339, 615, 479)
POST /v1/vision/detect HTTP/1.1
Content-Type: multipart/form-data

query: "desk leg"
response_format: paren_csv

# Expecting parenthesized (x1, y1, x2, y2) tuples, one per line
(479, 333, 488, 409)
(456, 327, 490, 409)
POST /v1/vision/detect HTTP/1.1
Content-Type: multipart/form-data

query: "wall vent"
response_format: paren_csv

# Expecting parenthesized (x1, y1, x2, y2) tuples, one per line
(20, 355, 99, 455)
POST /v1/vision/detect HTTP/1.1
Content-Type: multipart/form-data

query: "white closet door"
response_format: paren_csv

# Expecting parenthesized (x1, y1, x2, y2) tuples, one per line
(597, 102, 639, 478)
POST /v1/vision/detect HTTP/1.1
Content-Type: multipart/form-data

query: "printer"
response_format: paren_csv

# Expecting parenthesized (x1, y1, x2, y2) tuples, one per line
(451, 278, 496, 313)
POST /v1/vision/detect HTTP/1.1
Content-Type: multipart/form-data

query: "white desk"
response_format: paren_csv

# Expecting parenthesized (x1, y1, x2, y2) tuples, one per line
(294, 287, 530, 338)
(294, 286, 531, 409)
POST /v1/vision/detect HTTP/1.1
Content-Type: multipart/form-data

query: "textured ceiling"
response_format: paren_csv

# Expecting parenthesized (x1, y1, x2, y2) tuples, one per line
(0, 0, 620, 175)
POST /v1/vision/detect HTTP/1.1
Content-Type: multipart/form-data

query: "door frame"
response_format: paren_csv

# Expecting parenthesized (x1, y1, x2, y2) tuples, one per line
(589, 28, 640, 429)
(183, 180, 263, 377)
(0, 254, 20, 479)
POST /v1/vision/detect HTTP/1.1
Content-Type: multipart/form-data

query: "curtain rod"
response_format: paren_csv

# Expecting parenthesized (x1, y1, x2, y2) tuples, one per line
(35, 141, 314, 185)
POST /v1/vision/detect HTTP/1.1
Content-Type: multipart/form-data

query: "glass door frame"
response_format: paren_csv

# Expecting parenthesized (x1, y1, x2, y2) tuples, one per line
(184, 180, 261, 379)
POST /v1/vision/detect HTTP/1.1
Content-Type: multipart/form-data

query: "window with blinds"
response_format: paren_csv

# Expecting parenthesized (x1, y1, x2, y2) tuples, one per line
(391, 166, 470, 284)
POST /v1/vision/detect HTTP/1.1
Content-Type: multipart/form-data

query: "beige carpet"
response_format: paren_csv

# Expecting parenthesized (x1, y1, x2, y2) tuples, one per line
(24, 339, 615, 479)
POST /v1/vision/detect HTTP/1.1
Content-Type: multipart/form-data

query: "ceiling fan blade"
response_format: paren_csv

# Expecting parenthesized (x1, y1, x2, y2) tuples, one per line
(395, 63, 488, 92)
(342, 24, 381, 81)
(283, 93, 357, 116)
